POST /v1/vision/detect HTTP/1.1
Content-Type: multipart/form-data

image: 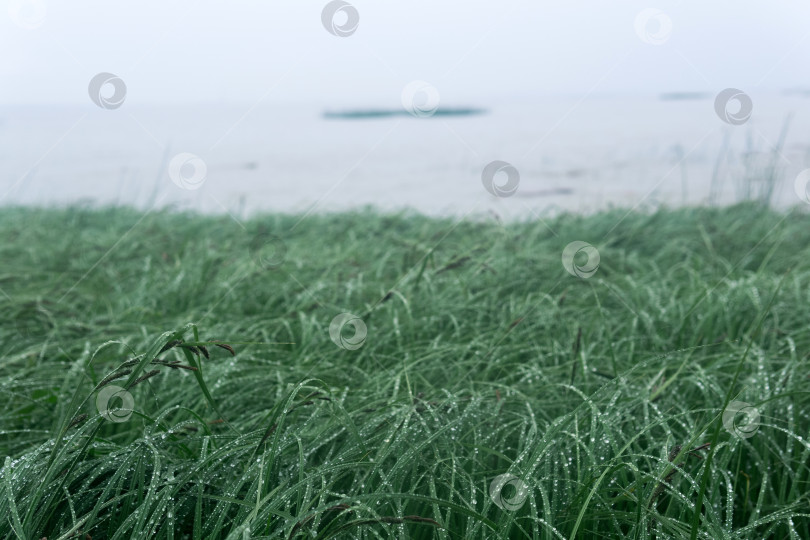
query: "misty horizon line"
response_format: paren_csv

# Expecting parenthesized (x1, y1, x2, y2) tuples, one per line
(1, 87, 808, 109)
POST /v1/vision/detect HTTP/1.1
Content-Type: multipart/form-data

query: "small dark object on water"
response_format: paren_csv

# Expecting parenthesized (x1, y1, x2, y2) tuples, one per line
(323, 107, 486, 119)
(514, 188, 573, 198)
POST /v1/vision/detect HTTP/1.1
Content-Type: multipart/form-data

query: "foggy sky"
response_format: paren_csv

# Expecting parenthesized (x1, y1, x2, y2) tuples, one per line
(2, 0, 809, 106)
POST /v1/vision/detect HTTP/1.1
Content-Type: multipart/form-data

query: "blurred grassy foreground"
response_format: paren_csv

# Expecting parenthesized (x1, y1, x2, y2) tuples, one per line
(0, 204, 808, 539)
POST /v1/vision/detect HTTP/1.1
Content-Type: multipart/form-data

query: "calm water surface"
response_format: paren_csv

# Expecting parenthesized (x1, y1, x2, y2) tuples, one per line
(1, 94, 808, 218)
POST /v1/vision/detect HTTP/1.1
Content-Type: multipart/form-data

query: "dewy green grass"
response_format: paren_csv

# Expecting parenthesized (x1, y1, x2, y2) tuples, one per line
(0, 204, 808, 539)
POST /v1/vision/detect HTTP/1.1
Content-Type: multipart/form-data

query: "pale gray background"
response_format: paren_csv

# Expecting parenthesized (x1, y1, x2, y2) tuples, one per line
(2, 1, 809, 217)
(2, 1, 808, 105)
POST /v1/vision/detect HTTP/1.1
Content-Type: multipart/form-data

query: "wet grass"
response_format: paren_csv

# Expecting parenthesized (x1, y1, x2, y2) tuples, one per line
(0, 203, 809, 539)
